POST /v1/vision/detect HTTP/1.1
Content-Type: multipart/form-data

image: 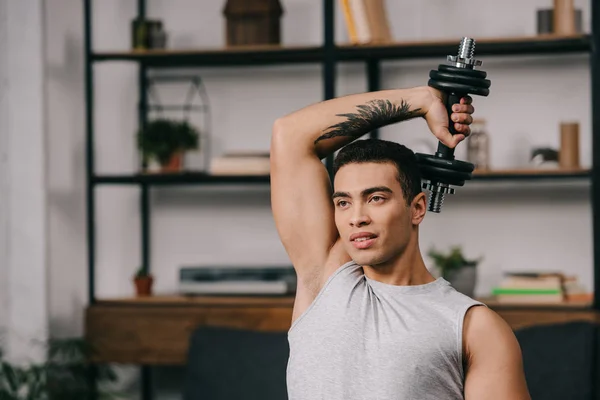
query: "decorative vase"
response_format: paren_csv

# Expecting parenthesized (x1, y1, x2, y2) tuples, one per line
(134, 276, 154, 297)
(445, 266, 477, 298)
(161, 151, 183, 173)
(553, 0, 576, 35)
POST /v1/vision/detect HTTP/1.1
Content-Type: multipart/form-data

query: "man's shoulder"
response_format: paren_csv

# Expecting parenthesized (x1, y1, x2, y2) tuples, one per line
(464, 305, 514, 343)
(462, 304, 521, 364)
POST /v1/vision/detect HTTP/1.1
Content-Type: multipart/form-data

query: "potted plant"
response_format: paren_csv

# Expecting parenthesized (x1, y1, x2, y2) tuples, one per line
(133, 266, 153, 297)
(136, 118, 200, 173)
(428, 245, 482, 297)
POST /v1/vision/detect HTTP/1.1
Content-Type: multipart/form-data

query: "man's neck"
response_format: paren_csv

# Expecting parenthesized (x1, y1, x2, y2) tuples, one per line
(362, 241, 436, 287)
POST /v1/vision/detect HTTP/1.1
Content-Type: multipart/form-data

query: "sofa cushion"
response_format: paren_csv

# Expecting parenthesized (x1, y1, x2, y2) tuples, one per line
(514, 321, 599, 400)
(183, 326, 290, 400)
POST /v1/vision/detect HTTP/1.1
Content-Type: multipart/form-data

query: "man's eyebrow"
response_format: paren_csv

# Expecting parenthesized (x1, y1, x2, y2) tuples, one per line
(362, 186, 393, 196)
(332, 186, 392, 199)
(332, 191, 349, 199)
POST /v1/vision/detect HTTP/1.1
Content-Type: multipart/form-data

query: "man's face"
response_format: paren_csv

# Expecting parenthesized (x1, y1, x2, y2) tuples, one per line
(333, 162, 423, 267)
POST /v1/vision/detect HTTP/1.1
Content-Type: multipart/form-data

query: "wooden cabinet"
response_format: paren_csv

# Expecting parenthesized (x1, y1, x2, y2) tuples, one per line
(85, 295, 597, 365)
(480, 298, 598, 330)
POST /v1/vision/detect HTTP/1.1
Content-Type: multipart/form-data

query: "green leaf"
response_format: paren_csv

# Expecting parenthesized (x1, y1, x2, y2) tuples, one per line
(136, 118, 200, 165)
(427, 245, 481, 277)
(0, 389, 16, 400)
(0, 337, 121, 400)
(1, 363, 19, 394)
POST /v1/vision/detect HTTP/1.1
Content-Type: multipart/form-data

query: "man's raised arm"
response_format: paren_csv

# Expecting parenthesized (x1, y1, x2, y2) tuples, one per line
(269, 86, 473, 308)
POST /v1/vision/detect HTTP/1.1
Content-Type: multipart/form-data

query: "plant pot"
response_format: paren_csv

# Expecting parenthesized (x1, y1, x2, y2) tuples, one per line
(161, 151, 183, 173)
(444, 266, 477, 298)
(134, 276, 154, 296)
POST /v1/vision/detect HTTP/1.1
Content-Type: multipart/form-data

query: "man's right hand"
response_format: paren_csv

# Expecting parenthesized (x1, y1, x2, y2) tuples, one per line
(422, 87, 475, 149)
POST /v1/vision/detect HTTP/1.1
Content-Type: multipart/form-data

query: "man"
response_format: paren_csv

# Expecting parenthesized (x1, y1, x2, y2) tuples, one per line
(270, 85, 531, 399)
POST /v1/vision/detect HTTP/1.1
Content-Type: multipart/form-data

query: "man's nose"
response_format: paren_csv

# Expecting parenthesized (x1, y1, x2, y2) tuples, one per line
(350, 207, 371, 227)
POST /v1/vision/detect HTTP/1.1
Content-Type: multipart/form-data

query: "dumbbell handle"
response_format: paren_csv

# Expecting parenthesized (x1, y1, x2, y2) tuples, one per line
(435, 91, 463, 160)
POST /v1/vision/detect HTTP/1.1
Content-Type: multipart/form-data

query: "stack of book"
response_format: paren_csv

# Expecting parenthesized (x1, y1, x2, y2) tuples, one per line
(492, 272, 566, 304)
(209, 151, 270, 176)
(339, 0, 392, 45)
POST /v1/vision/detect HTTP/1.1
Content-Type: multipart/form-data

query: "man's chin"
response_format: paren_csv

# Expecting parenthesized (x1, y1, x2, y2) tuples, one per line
(349, 250, 382, 267)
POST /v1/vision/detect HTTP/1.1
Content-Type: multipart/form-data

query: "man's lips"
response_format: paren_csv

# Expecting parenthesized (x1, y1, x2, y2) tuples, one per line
(350, 232, 377, 241)
(350, 232, 377, 249)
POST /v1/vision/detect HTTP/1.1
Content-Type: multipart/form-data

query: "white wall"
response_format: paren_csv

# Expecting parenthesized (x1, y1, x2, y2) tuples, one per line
(0, 0, 8, 349)
(0, 0, 48, 364)
(43, 0, 594, 397)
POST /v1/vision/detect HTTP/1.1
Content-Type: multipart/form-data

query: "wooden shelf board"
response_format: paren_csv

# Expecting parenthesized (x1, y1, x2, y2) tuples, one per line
(337, 34, 591, 60)
(474, 167, 588, 175)
(472, 167, 590, 180)
(93, 293, 593, 310)
(477, 296, 594, 310)
(85, 294, 598, 365)
(92, 168, 589, 186)
(92, 44, 323, 67)
(92, 172, 270, 185)
(339, 33, 589, 49)
(91, 34, 590, 67)
(93, 294, 295, 307)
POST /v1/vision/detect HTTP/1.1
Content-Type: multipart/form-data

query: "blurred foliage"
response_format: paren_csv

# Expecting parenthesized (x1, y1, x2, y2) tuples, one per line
(135, 265, 151, 278)
(0, 337, 125, 400)
(428, 245, 481, 280)
(136, 118, 200, 166)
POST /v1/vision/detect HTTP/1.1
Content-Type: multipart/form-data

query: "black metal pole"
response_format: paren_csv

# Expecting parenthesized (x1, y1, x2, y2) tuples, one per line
(137, 0, 150, 278)
(139, 78, 150, 276)
(591, 0, 600, 394)
(137, 0, 150, 300)
(323, 0, 335, 178)
(136, 2, 153, 400)
(140, 78, 154, 400)
(83, 2, 99, 399)
(367, 59, 380, 139)
(84, 0, 95, 306)
(592, 0, 600, 312)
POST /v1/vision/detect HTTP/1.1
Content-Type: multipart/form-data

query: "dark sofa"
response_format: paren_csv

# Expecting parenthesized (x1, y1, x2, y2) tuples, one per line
(183, 327, 290, 400)
(514, 321, 600, 400)
(183, 321, 600, 400)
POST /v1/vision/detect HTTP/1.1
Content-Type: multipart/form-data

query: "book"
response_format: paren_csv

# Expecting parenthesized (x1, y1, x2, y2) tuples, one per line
(492, 272, 566, 304)
(340, 0, 392, 45)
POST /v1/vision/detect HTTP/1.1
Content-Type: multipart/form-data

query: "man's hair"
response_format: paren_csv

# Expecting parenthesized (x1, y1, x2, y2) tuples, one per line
(332, 138, 423, 205)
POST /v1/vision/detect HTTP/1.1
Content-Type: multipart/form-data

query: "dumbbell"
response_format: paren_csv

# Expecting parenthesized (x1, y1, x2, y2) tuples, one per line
(415, 37, 491, 213)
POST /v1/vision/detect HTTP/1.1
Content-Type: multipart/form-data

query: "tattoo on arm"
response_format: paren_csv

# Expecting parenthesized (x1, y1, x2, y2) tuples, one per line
(314, 99, 422, 144)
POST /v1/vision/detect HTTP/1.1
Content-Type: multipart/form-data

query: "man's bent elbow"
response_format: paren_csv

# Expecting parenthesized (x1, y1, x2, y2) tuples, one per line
(270, 117, 310, 163)
(271, 117, 291, 152)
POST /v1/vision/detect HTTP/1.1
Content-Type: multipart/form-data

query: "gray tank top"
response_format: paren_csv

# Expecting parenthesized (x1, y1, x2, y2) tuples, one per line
(286, 260, 485, 400)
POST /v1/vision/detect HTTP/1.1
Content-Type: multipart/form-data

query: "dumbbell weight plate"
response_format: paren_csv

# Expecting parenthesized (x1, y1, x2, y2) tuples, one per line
(415, 153, 474, 186)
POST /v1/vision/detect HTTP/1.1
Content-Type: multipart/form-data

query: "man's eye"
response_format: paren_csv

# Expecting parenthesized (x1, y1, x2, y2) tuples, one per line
(371, 196, 383, 202)
(337, 200, 348, 207)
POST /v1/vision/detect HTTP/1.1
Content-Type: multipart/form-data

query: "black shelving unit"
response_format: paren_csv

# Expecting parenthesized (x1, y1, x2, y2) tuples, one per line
(91, 169, 592, 186)
(90, 35, 591, 66)
(83, 0, 600, 398)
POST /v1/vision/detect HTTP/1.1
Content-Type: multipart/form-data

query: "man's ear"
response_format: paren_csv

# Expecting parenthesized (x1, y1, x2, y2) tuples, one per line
(411, 192, 427, 225)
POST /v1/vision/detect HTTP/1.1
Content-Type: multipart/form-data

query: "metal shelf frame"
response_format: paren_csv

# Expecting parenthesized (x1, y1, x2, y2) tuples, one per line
(83, 1, 600, 399)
